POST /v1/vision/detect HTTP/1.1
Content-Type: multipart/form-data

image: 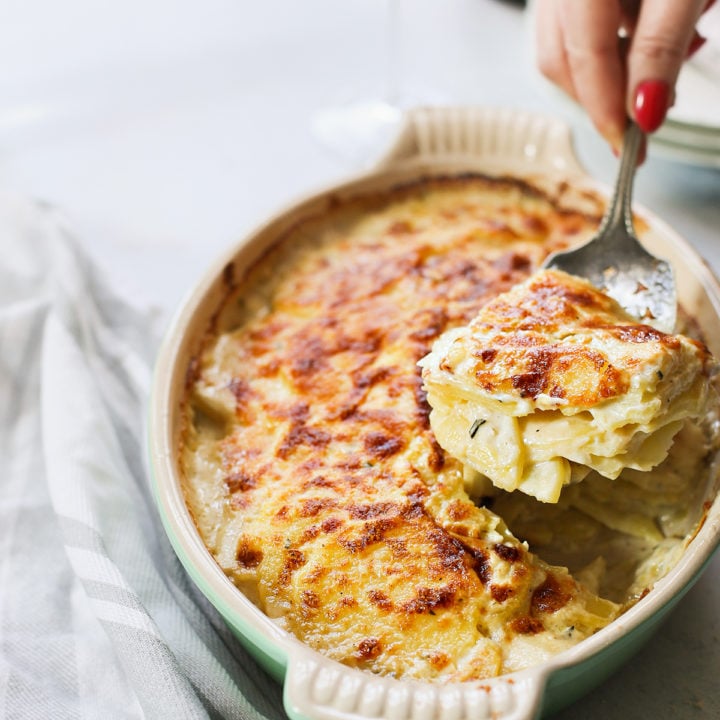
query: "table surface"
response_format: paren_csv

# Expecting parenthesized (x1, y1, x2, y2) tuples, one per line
(2, 1, 718, 717)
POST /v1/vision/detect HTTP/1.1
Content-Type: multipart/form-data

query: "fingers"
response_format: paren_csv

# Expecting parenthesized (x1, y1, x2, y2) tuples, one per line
(627, 0, 706, 132)
(535, 0, 712, 148)
(557, 0, 627, 150)
(535, 0, 577, 102)
(619, 0, 641, 37)
(536, 0, 626, 150)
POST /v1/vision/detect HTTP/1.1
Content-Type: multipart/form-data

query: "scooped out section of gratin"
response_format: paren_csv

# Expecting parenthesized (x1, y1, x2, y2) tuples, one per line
(180, 175, 718, 684)
(420, 269, 717, 503)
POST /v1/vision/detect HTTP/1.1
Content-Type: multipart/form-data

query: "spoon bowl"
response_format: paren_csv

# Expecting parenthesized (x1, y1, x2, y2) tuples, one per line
(544, 122, 677, 333)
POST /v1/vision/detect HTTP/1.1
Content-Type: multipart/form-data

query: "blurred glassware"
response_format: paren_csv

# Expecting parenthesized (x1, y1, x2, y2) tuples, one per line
(311, 0, 444, 167)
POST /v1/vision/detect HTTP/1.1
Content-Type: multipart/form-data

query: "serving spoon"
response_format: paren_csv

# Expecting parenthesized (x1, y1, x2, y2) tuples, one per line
(543, 121, 677, 333)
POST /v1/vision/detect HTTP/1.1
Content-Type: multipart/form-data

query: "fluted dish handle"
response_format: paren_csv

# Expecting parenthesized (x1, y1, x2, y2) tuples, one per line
(376, 106, 586, 178)
(283, 644, 547, 720)
(281, 105, 575, 720)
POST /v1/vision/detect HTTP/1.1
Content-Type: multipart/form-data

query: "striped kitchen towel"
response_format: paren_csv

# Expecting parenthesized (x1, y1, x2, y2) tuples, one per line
(0, 194, 286, 719)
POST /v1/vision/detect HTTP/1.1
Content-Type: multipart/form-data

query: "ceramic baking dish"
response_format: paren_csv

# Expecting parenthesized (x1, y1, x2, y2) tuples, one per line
(149, 106, 720, 720)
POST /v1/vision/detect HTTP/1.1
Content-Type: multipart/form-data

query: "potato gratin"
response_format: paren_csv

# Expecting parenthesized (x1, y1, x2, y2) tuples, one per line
(181, 175, 718, 682)
(420, 268, 716, 503)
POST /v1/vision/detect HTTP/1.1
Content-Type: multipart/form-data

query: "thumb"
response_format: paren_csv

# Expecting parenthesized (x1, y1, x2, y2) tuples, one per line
(627, 0, 706, 133)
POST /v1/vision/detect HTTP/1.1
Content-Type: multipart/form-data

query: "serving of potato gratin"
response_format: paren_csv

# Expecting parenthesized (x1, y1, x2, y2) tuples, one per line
(420, 268, 715, 504)
(180, 175, 719, 682)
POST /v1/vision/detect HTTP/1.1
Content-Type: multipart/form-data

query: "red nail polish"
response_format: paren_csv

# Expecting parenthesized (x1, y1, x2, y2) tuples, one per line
(687, 33, 707, 58)
(634, 80, 670, 133)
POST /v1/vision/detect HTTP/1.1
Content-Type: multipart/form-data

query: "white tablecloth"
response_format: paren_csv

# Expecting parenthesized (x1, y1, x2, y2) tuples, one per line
(0, 195, 285, 718)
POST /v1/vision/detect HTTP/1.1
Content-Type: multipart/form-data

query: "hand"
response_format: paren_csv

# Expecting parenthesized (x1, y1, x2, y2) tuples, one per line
(535, 0, 712, 152)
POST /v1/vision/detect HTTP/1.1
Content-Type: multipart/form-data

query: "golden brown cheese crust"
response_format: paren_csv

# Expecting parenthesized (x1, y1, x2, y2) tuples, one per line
(452, 269, 710, 406)
(181, 176, 622, 681)
(469, 270, 632, 404)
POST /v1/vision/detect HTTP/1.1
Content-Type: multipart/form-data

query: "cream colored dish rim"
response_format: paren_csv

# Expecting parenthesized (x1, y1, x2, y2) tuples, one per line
(150, 107, 720, 720)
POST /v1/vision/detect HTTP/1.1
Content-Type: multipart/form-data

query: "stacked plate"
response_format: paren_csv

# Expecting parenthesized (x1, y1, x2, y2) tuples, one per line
(653, 10, 720, 167)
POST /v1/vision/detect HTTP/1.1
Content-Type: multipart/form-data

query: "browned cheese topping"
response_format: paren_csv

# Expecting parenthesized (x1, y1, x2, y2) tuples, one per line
(454, 269, 709, 405)
(180, 176, 637, 681)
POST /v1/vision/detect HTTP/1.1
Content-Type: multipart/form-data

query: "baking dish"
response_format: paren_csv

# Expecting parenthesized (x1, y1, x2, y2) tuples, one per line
(149, 106, 720, 720)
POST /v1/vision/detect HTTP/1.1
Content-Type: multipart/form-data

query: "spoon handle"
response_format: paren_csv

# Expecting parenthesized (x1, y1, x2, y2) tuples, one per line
(597, 121, 645, 238)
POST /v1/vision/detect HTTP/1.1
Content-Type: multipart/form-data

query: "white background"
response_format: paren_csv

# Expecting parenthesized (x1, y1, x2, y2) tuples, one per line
(1, 1, 718, 718)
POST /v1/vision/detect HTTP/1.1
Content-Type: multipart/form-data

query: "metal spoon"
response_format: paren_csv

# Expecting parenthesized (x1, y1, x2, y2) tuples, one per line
(543, 121, 677, 333)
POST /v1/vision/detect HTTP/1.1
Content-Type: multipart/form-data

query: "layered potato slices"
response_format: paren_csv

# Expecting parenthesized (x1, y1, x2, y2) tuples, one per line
(420, 269, 716, 503)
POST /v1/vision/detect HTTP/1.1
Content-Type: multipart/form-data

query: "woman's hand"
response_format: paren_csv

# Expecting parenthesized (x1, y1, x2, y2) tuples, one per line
(535, 0, 711, 151)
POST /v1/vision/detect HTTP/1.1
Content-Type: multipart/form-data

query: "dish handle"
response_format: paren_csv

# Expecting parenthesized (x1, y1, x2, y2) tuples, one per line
(283, 644, 547, 720)
(375, 106, 586, 178)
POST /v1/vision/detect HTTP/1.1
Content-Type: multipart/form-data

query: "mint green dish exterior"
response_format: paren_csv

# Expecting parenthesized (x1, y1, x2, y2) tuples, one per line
(540, 552, 718, 718)
(149, 107, 720, 720)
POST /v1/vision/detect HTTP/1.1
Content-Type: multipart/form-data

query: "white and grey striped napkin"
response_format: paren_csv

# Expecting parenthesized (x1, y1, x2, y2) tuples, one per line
(0, 194, 286, 719)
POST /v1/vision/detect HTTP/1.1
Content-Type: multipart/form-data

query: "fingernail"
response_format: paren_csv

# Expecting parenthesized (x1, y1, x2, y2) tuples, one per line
(705, 0, 716, 11)
(687, 32, 707, 58)
(634, 80, 671, 133)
